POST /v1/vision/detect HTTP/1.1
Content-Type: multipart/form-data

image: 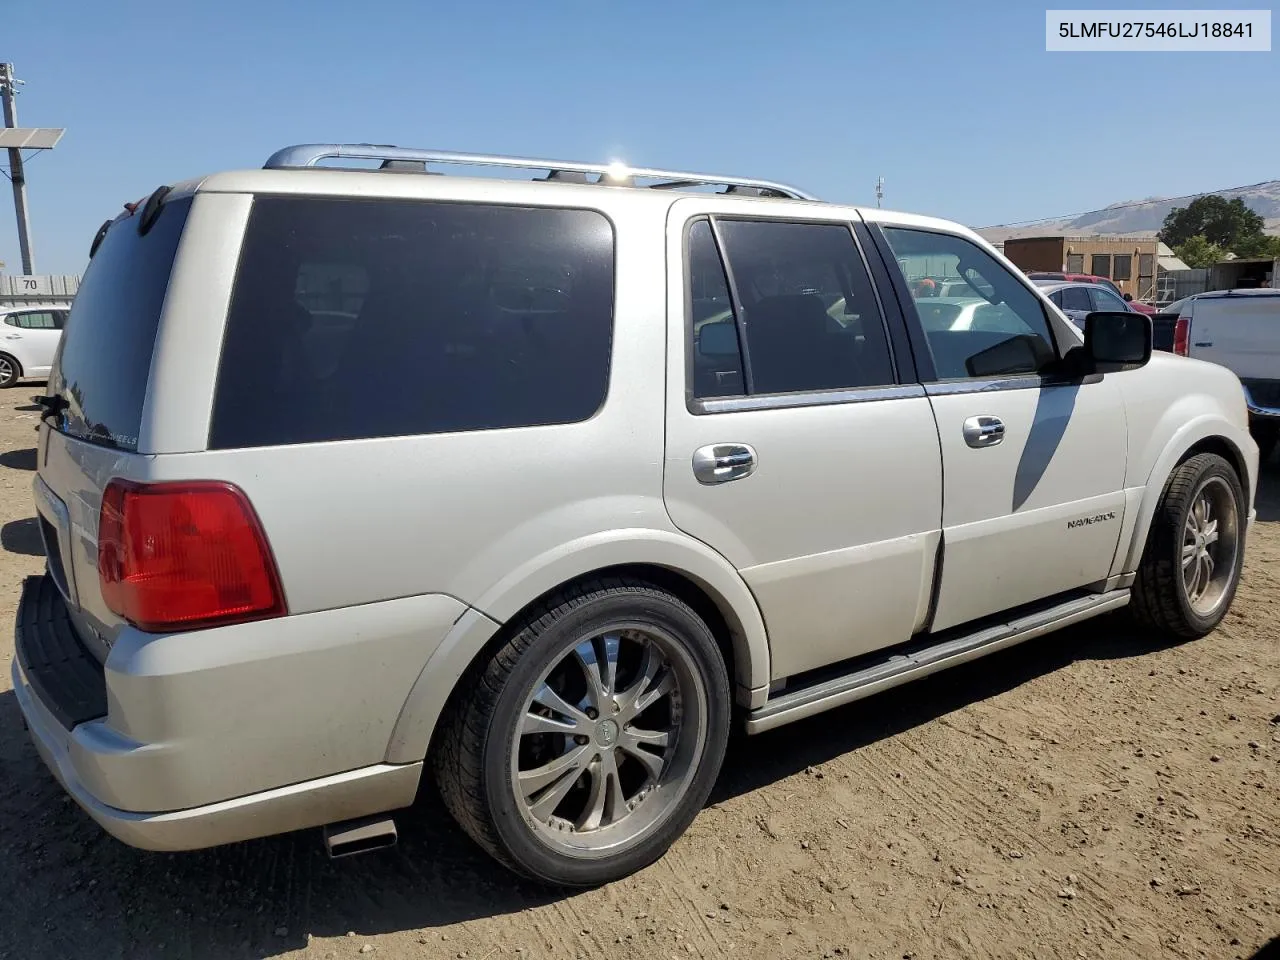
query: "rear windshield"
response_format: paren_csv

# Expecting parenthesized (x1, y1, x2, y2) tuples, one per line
(209, 197, 615, 449)
(49, 197, 192, 451)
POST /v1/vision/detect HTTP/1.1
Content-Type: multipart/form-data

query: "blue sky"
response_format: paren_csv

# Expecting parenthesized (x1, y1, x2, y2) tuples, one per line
(4, 0, 1277, 275)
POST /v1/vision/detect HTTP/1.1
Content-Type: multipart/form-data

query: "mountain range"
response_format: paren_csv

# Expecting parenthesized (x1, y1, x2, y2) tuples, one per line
(978, 179, 1280, 245)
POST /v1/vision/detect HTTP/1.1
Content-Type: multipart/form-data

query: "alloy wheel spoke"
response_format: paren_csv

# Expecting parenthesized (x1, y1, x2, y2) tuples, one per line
(531, 682, 591, 728)
(618, 734, 668, 781)
(520, 744, 591, 816)
(1181, 541, 1198, 568)
(576, 750, 626, 830)
(576, 756, 610, 831)
(574, 635, 620, 713)
(1185, 553, 1201, 598)
(629, 672, 676, 720)
(521, 709, 584, 737)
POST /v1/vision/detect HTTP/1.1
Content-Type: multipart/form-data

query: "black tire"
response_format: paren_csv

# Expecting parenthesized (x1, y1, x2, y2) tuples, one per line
(0, 354, 21, 388)
(432, 577, 731, 887)
(1130, 452, 1246, 639)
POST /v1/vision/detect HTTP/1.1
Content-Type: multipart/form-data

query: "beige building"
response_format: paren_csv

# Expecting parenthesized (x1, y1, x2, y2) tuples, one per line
(1001, 236, 1184, 300)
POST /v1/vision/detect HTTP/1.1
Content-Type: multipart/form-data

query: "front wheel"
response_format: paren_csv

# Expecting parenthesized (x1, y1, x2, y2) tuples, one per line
(432, 579, 731, 886)
(1131, 453, 1246, 639)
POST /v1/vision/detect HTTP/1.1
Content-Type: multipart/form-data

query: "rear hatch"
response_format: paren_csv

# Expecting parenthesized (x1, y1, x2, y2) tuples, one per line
(32, 191, 193, 661)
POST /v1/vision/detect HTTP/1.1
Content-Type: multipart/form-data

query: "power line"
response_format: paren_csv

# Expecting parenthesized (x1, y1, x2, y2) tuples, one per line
(981, 177, 1280, 231)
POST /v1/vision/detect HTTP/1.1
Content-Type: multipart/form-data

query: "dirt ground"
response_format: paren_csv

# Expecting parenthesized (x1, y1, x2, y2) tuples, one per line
(0, 388, 1275, 960)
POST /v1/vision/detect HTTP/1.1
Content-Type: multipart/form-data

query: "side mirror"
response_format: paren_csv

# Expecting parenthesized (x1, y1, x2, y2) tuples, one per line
(697, 320, 740, 359)
(1084, 311, 1151, 368)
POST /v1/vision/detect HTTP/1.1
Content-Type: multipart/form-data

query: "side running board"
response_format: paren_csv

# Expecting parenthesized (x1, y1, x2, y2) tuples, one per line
(745, 589, 1131, 734)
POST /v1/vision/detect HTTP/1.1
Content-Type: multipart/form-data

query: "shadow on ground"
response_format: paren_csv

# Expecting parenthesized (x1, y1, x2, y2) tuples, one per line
(1, 517, 43, 557)
(0, 455, 1275, 959)
(0, 447, 37, 471)
(0, 611, 1202, 960)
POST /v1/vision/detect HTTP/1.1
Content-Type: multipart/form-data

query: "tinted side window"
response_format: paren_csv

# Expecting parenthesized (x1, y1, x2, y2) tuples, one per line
(713, 220, 895, 395)
(883, 228, 1057, 380)
(1061, 286, 1092, 312)
(15, 311, 56, 329)
(688, 220, 745, 399)
(1091, 287, 1128, 312)
(210, 198, 615, 448)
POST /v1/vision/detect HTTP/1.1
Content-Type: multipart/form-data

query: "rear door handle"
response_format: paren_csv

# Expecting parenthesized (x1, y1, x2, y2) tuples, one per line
(962, 415, 1005, 448)
(692, 443, 757, 484)
(4, 333, 20, 340)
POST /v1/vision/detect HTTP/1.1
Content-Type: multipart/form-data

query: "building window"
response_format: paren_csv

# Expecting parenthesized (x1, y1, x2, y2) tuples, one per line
(1113, 254, 1132, 281)
(1066, 254, 1084, 273)
(1091, 254, 1111, 278)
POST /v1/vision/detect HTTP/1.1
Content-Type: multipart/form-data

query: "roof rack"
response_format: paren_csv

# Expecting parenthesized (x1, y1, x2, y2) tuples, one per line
(263, 143, 819, 201)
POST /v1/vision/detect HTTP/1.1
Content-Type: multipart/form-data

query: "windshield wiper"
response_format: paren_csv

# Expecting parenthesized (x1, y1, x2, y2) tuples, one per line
(31, 394, 68, 427)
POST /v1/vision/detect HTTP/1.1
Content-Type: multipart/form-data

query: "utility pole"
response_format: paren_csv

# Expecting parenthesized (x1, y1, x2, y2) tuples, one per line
(0, 63, 35, 274)
(875, 176, 884, 208)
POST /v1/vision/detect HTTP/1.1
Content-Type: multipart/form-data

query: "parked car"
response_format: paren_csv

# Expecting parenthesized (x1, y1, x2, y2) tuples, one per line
(14, 143, 1259, 888)
(1037, 280, 1139, 328)
(1169, 289, 1280, 461)
(0, 303, 70, 387)
(1027, 272, 1157, 314)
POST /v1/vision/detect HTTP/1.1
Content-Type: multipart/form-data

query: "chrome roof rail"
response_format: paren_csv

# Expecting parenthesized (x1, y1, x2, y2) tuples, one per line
(263, 143, 819, 201)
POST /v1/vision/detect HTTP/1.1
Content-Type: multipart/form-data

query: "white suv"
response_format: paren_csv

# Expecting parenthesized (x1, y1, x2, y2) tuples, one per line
(13, 144, 1259, 887)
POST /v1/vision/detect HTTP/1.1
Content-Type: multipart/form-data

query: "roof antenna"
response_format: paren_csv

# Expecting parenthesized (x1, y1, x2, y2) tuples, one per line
(875, 176, 884, 208)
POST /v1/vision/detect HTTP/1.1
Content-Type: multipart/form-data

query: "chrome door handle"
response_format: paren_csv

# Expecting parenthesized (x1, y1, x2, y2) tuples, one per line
(692, 443, 757, 484)
(962, 415, 1005, 448)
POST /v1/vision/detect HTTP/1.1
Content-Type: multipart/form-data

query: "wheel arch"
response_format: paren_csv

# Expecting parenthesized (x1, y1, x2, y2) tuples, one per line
(1119, 417, 1256, 574)
(384, 531, 771, 766)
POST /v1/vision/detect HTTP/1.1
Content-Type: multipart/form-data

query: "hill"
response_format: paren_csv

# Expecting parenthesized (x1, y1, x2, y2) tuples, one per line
(979, 179, 1280, 245)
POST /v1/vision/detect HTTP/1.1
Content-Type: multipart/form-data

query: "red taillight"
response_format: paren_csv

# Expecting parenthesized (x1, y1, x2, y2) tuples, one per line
(98, 480, 285, 632)
(1173, 317, 1190, 356)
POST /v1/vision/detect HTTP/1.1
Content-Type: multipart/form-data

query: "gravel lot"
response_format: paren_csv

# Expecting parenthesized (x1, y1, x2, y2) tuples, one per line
(0, 387, 1276, 960)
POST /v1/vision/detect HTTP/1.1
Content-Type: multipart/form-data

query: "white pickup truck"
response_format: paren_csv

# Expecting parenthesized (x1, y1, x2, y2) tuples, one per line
(1171, 289, 1280, 462)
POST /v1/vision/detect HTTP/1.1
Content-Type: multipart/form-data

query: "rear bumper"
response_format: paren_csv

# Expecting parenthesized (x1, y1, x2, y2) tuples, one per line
(14, 659, 419, 850)
(12, 573, 462, 850)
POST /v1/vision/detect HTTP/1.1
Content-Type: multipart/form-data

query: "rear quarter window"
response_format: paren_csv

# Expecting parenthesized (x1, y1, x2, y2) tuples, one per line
(209, 197, 616, 448)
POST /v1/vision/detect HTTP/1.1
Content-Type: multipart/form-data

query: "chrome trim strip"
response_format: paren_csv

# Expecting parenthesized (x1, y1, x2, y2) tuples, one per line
(693, 383, 925, 415)
(264, 144, 818, 201)
(745, 590, 1131, 734)
(924, 376, 1046, 396)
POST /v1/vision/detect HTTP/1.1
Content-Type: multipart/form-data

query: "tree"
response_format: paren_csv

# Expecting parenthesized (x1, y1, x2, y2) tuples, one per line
(1159, 195, 1266, 250)
(1232, 232, 1280, 259)
(1173, 236, 1227, 269)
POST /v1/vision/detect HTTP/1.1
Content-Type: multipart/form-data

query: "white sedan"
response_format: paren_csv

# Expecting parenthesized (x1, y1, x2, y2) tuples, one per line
(0, 303, 69, 387)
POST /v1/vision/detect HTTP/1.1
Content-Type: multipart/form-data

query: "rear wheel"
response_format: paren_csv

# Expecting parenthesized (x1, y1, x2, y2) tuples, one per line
(433, 578, 731, 887)
(1131, 453, 1245, 639)
(0, 354, 21, 388)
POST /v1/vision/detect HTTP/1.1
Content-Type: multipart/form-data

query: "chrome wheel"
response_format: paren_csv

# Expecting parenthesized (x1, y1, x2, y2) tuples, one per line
(511, 625, 707, 857)
(0, 357, 14, 386)
(1181, 475, 1240, 617)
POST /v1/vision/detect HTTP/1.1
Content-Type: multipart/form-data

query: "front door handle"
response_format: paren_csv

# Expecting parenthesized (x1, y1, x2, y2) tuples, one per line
(692, 443, 757, 484)
(962, 415, 1005, 448)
